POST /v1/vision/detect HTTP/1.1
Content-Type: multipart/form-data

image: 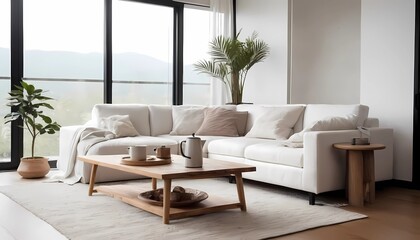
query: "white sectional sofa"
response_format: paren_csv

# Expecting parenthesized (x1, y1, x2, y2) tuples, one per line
(57, 103, 393, 204)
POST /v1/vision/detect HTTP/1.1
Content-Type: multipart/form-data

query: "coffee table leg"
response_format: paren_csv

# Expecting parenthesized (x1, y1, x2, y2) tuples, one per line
(235, 173, 247, 211)
(152, 178, 157, 190)
(163, 179, 172, 224)
(88, 164, 98, 196)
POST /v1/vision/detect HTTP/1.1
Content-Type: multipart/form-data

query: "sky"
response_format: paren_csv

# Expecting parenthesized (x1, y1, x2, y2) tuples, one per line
(0, 0, 210, 64)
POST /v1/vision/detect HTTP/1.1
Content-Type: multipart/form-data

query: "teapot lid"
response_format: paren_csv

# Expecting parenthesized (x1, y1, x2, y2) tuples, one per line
(188, 133, 201, 139)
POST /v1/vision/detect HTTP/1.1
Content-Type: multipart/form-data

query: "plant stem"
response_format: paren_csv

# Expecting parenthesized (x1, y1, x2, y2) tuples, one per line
(31, 116, 36, 159)
(231, 72, 240, 104)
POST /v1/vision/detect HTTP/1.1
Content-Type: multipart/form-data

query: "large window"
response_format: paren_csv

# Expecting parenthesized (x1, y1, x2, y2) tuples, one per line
(0, 0, 11, 163)
(113, 1, 173, 104)
(1, 0, 212, 169)
(23, 0, 104, 157)
(183, 6, 211, 105)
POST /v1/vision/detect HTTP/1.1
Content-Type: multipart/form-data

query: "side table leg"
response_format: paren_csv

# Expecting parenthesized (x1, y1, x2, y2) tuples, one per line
(348, 151, 364, 207)
(88, 164, 98, 196)
(235, 173, 247, 211)
(163, 179, 172, 224)
(363, 150, 375, 203)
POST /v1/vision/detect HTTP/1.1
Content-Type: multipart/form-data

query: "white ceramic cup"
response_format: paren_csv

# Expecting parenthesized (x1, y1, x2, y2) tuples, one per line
(128, 145, 147, 161)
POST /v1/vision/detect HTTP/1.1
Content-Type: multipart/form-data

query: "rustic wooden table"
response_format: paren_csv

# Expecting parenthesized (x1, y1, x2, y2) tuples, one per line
(78, 154, 256, 224)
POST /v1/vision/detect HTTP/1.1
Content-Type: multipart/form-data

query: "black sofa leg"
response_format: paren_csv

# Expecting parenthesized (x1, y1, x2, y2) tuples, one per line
(309, 193, 316, 205)
(228, 175, 236, 184)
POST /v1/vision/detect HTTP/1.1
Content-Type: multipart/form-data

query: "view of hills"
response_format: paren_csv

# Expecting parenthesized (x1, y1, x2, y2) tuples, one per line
(0, 47, 209, 83)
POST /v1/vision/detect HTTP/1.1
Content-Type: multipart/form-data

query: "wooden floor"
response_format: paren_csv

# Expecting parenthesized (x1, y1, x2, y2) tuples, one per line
(1, 171, 419, 240)
(277, 186, 420, 240)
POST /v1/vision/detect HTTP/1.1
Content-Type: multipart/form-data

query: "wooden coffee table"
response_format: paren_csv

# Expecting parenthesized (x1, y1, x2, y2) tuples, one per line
(78, 154, 256, 224)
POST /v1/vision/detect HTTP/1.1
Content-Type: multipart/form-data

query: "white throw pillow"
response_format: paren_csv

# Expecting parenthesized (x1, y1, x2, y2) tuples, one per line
(287, 114, 358, 145)
(170, 106, 205, 135)
(245, 106, 305, 140)
(99, 115, 139, 138)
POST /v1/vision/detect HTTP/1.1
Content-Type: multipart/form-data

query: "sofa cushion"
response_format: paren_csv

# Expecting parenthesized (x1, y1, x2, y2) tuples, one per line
(207, 137, 274, 158)
(99, 115, 139, 138)
(196, 108, 239, 137)
(245, 105, 305, 140)
(303, 104, 369, 129)
(92, 104, 151, 136)
(85, 136, 178, 155)
(244, 143, 304, 168)
(158, 134, 231, 156)
(170, 106, 205, 135)
(148, 105, 173, 136)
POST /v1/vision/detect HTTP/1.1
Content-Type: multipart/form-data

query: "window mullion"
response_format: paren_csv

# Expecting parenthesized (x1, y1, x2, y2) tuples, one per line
(173, 5, 184, 105)
(9, 0, 24, 169)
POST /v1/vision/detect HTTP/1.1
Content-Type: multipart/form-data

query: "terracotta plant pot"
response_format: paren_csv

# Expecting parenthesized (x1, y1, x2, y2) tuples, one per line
(17, 157, 50, 179)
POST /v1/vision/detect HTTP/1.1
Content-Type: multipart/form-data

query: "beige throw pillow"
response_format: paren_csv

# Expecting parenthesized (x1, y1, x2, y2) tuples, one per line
(99, 115, 139, 138)
(170, 106, 205, 135)
(196, 108, 239, 137)
(245, 106, 305, 140)
(234, 111, 248, 136)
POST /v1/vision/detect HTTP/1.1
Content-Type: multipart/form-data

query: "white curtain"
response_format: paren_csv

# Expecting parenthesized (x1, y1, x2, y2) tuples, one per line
(209, 0, 234, 105)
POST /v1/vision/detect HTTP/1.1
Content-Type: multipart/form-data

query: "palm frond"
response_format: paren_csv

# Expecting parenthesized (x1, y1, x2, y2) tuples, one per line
(194, 30, 270, 104)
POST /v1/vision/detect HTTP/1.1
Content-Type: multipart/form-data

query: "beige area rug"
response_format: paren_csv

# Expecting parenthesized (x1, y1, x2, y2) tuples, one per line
(0, 178, 366, 240)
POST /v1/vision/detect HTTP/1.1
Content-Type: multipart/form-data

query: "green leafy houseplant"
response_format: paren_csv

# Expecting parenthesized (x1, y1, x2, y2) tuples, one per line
(194, 31, 269, 105)
(4, 81, 61, 160)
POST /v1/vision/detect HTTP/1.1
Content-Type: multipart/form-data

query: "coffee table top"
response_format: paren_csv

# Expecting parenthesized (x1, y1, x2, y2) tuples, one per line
(78, 154, 256, 180)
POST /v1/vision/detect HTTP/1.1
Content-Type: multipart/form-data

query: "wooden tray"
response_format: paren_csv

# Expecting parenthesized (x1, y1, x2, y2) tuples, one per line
(120, 156, 172, 166)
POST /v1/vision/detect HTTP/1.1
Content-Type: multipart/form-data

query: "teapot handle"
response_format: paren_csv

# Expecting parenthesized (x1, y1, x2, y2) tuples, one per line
(180, 140, 191, 159)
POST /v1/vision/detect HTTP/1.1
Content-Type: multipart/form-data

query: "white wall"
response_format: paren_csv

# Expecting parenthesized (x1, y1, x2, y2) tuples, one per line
(236, 0, 289, 104)
(235, 0, 416, 181)
(360, 0, 415, 181)
(290, 0, 361, 104)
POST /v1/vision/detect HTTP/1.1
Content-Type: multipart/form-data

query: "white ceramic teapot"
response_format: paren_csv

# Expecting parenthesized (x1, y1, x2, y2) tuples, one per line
(180, 133, 206, 168)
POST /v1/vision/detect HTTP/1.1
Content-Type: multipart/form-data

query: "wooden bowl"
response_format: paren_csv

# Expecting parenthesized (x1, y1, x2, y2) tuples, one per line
(138, 187, 208, 207)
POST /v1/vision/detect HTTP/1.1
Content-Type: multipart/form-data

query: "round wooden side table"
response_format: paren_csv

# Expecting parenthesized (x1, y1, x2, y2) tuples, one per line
(333, 143, 386, 207)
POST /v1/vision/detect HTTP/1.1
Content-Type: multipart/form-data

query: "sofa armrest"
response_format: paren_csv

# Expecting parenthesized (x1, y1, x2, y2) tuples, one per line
(302, 128, 393, 194)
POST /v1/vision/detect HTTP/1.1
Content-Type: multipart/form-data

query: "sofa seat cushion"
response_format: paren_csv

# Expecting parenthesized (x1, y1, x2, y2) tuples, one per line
(244, 143, 304, 168)
(85, 136, 178, 155)
(207, 137, 274, 158)
(157, 134, 232, 155)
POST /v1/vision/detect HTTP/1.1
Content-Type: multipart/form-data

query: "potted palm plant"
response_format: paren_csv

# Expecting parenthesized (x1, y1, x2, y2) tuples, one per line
(194, 31, 269, 105)
(4, 81, 61, 178)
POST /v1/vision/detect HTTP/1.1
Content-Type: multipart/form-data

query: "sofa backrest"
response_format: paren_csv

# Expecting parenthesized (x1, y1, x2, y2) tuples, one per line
(303, 104, 369, 129)
(91, 104, 371, 137)
(148, 105, 173, 136)
(92, 104, 151, 136)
